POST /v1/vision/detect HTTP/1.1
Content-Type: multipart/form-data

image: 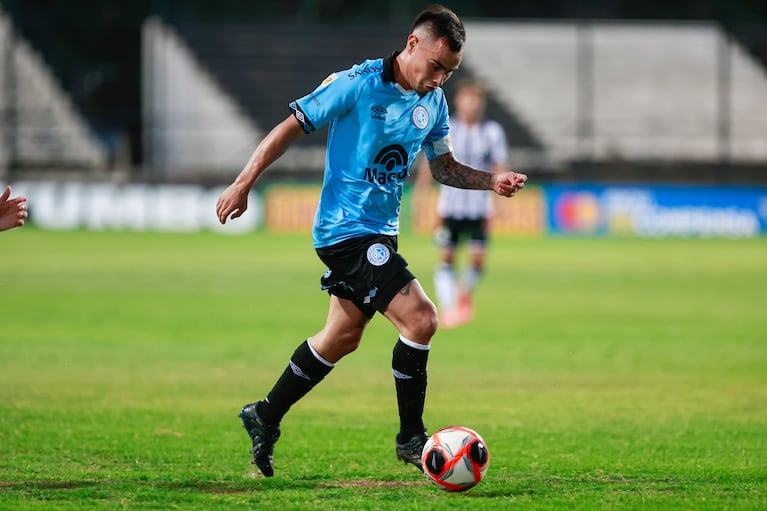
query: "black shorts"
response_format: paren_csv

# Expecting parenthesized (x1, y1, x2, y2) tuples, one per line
(316, 234, 415, 318)
(438, 217, 489, 248)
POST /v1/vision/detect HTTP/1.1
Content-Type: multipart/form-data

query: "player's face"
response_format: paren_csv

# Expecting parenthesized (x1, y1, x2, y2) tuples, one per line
(454, 87, 486, 124)
(406, 34, 462, 94)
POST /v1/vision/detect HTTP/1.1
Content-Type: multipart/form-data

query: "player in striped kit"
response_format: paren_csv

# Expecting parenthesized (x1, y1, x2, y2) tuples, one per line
(418, 79, 509, 327)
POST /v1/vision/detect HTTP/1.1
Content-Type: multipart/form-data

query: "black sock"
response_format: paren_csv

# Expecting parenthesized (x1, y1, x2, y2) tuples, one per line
(392, 337, 429, 441)
(258, 340, 333, 425)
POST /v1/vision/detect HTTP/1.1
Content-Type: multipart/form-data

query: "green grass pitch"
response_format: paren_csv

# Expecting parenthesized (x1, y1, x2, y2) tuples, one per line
(1, 228, 765, 510)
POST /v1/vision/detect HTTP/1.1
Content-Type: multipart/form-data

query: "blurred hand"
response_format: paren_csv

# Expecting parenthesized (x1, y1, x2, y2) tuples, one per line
(216, 183, 250, 224)
(0, 185, 28, 231)
(492, 171, 527, 197)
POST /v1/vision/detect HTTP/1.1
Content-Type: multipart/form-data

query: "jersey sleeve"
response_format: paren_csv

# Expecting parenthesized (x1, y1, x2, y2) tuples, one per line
(421, 93, 452, 160)
(289, 66, 365, 134)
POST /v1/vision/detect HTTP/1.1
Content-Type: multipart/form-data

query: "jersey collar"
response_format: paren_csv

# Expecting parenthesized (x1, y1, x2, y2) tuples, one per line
(383, 50, 418, 95)
(382, 51, 399, 83)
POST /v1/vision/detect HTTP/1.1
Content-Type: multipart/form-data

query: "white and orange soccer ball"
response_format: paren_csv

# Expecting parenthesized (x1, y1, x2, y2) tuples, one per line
(420, 426, 490, 492)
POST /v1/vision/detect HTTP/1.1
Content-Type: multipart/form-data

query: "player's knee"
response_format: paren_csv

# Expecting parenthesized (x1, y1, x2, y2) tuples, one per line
(336, 329, 364, 354)
(411, 301, 438, 340)
(313, 327, 364, 361)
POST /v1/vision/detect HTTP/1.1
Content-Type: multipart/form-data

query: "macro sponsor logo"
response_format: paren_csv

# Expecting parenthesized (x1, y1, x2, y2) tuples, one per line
(364, 145, 409, 185)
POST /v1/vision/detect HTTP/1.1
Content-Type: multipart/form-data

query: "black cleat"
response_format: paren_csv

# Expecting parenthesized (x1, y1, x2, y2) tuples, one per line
(396, 431, 428, 472)
(239, 401, 281, 477)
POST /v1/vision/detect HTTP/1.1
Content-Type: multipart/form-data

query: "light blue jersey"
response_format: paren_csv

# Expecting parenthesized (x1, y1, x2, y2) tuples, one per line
(290, 53, 452, 248)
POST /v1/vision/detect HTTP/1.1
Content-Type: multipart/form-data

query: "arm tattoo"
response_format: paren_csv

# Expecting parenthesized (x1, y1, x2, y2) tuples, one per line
(429, 153, 495, 190)
(398, 281, 413, 296)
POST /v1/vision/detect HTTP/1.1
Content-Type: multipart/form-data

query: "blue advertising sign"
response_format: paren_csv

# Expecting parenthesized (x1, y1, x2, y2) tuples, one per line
(546, 184, 767, 237)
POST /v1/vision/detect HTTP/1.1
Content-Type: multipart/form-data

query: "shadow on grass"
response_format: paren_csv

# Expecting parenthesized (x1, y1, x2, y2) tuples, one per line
(0, 477, 431, 495)
(0, 480, 102, 491)
(6, 475, 696, 499)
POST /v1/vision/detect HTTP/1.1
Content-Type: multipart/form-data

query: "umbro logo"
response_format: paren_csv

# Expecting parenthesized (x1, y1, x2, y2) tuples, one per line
(371, 105, 387, 121)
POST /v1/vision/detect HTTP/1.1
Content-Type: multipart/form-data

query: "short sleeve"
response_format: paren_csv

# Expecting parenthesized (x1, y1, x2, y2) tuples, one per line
(421, 94, 452, 160)
(290, 68, 364, 134)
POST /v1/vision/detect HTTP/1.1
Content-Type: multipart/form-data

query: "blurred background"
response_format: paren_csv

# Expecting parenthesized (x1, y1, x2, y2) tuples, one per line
(1, 0, 766, 236)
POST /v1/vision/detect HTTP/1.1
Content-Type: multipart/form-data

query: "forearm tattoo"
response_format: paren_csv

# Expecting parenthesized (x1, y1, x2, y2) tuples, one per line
(429, 153, 495, 190)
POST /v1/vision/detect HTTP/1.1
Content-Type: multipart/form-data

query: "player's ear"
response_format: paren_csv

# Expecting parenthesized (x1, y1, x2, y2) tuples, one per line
(407, 34, 418, 54)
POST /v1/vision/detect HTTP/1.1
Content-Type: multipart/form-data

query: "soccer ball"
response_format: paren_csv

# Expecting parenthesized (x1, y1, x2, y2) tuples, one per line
(421, 426, 490, 492)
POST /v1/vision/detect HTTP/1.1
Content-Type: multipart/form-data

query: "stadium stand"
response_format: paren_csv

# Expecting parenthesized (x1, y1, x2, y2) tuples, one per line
(0, 11, 107, 173)
(166, 21, 545, 177)
(2, 2, 766, 183)
(155, 18, 766, 180)
(8, 6, 763, 182)
(464, 20, 767, 163)
(142, 18, 263, 179)
(175, 22, 408, 138)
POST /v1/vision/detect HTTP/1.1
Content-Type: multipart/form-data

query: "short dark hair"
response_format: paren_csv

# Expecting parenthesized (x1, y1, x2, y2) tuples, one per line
(454, 77, 486, 97)
(411, 4, 465, 53)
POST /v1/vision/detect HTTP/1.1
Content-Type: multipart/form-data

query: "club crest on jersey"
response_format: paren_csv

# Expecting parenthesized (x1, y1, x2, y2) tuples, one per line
(412, 106, 429, 129)
(367, 243, 391, 266)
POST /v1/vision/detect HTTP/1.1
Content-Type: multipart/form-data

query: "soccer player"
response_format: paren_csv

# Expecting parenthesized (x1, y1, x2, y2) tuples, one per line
(216, 4, 527, 477)
(0, 186, 28, 232)
(416, 79, 509, 328)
